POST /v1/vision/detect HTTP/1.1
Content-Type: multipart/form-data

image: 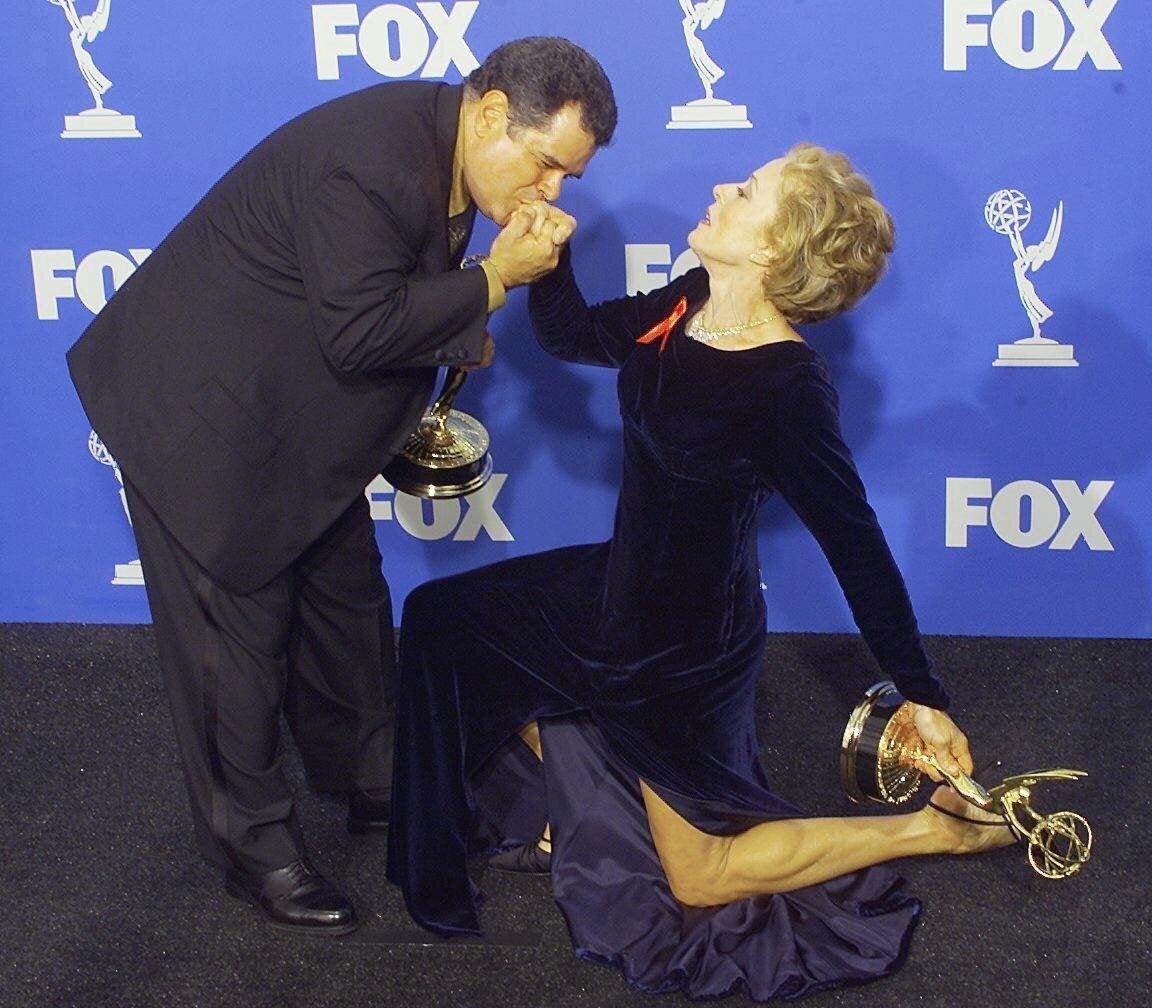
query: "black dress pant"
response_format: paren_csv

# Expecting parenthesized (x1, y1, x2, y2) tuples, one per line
(124, 481, 395, 874)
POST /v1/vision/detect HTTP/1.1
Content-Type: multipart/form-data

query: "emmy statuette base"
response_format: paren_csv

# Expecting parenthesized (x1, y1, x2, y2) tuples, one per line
(382, 368, 493, 501)
(112, 560, 145, 586)
(993, 342, 1078, 367)
(61, 108, 142, 139)
(667, 99, 752, 130)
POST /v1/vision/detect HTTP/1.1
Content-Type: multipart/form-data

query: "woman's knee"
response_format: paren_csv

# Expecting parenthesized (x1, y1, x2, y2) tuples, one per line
(640, 782, 735, 907)
(660, 838, 734, 907)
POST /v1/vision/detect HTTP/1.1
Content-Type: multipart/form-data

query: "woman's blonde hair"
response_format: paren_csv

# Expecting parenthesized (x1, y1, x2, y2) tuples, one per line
(760, 144, 895, 324)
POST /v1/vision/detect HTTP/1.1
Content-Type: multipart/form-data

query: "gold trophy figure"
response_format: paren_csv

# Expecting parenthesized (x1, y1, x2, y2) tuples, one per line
(841, 681, 1092, 879)
(383, 367, 493, 499)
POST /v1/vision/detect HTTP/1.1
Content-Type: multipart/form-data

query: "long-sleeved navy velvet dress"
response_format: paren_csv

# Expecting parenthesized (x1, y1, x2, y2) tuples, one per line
(386, 250, 951, 1001)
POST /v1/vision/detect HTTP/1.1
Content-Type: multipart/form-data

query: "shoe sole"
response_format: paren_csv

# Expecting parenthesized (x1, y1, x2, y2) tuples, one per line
(486, 856, 552, 877)
(347, 819, 389, 835)
(265, 918, 360, 937)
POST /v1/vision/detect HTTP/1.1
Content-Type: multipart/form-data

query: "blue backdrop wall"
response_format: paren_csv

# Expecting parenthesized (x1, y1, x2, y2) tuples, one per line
(2, 1, 1149, 637)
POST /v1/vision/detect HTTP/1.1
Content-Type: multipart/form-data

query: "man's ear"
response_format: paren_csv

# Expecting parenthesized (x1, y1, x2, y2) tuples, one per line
(474, 89, 510, 137)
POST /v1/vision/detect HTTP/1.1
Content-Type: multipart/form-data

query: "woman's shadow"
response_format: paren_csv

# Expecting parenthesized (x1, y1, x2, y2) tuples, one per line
(465, 194, 649, 534)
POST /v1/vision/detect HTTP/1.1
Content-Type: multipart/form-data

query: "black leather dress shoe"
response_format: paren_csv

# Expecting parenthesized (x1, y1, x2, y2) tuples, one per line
(488, 840, 552, 875)
(225, 859, 359, 935)
(347, 791, 390, 833)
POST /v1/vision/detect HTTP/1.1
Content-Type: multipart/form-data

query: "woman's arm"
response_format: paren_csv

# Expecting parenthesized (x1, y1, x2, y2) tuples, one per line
(756, 365, 950, 710)
(529, 245, 707, 369)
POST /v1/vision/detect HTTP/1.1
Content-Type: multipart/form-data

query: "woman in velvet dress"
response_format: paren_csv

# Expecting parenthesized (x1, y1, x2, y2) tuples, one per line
(386, 144, 1013, 1001)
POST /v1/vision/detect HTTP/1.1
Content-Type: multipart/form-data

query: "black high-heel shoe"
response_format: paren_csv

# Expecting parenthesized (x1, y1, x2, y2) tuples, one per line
(488, 837, 552, 875)
(925, 799, 1014, 829)
(925, 782, 1018, 857)
(927, 759, 1014, 829)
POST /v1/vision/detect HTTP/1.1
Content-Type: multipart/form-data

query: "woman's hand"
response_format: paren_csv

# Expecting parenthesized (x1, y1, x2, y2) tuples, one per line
(488, 202, 577, 287)
(910, 705, 975, 781)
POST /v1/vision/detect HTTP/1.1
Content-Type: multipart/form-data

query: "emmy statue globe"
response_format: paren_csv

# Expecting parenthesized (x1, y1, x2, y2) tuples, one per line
(382, 367, 493, 499)
(841, 682, 1092, 879)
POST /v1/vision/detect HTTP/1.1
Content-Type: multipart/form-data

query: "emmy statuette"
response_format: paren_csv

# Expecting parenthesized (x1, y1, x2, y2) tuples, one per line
(48, 0, 142, 138)
(87, 430, 145, 585)
(984, 188, 1076, 367)
(841, 681, 1092, 879)
(666, 0, 752, 130)
(383, 367, 492, 499)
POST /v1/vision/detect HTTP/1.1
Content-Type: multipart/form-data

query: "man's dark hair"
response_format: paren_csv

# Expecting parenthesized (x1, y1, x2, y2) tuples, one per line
(465, 37, 617, 147)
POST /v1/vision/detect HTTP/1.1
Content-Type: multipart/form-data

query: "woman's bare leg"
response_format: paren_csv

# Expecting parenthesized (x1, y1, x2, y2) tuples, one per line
(518, 721, 542, 760)
(640, 781, 1015, 908)
(516, 722, 550, 849)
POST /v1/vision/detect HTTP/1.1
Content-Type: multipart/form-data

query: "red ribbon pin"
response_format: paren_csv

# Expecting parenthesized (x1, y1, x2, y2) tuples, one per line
(635, 296, 688, 355)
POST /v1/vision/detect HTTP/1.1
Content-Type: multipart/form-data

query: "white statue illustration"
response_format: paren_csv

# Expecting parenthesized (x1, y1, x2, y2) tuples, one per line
(48, 0, 114, 110)
(667, 0, 752, 130)
(984, 189, 1076, 367)
(48, 0, 140, 138)
(1008, 201, 1062, 341)
(680, 0, 727, 100)
(87, 430, 145, 585)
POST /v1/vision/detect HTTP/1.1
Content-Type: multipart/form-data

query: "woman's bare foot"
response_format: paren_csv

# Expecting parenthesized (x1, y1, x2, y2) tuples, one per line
(923, 785, 1018, 854)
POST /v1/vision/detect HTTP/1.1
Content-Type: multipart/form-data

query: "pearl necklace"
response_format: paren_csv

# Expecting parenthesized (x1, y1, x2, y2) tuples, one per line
(686, 311, 778, 342)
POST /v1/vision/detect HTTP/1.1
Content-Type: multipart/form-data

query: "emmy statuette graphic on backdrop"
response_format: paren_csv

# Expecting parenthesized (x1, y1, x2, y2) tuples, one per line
(666, 0, 753, 130)
(87, 430, 145, 586)
(47, 0, 141, 138)
(985, 189, 1076, 367)
(842, 682, 1092, 879)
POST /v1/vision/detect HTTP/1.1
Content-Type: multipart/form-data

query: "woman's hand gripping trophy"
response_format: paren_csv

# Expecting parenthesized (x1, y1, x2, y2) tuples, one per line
(842, 682, 1093, 879)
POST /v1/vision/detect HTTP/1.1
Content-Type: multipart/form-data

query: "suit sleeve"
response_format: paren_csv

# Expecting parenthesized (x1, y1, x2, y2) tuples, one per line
(529, 246, 706, 369)
(296, 165, 489, 373)
(757, 367, 951, 710)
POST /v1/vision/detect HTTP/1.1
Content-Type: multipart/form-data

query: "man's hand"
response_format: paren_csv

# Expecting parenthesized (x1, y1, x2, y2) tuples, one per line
(487, 202, 577, 288)
(459, 331, 495, 371)
(910, 706, 975, 782)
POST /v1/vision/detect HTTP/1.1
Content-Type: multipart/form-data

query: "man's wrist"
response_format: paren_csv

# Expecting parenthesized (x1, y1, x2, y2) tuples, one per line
(462, 255, 507, 313)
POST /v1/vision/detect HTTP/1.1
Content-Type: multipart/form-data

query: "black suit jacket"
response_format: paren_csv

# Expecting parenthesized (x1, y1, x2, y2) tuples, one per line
(68, 82, 489, 593)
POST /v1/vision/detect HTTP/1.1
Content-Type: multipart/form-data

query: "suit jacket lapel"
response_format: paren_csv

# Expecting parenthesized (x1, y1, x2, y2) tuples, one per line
(432, 83, 468, 264)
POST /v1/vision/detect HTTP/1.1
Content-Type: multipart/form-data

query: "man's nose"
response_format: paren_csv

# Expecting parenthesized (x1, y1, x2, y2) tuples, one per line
(538, 173, 563, 202)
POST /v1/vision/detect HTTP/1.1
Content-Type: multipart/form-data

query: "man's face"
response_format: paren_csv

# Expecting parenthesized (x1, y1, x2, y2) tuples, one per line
(464, 93, 598, 226)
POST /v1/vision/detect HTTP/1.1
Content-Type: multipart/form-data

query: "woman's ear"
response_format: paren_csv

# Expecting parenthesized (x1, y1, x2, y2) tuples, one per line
(748, 249, 773, 268)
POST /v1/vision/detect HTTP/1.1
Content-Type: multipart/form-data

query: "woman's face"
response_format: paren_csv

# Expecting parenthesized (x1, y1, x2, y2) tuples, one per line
(688, 158, 786, 266)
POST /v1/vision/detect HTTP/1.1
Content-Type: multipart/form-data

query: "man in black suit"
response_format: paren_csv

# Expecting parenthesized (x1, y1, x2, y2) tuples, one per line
(66, 37, 617, 936)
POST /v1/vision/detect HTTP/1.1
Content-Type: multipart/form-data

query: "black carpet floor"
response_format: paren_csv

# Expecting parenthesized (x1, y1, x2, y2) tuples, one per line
(1, 625, 1148, 1008)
